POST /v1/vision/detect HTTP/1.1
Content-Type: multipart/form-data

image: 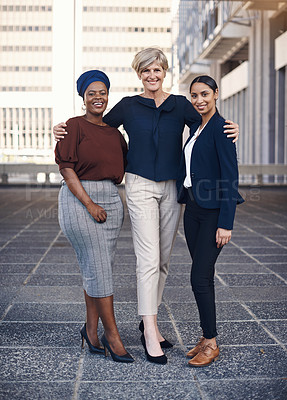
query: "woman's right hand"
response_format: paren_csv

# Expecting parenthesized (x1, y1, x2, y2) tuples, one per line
(86, 202, 107, 223)
(53, 122, 67, 141)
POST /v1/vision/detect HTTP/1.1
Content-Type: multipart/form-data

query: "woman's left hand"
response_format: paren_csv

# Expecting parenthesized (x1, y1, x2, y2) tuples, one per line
(223, 120, 239, 143)
(216, 228, 232, 248)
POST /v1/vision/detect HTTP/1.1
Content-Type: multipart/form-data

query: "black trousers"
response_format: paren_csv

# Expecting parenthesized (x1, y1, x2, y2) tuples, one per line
(183, 188, 222, 339)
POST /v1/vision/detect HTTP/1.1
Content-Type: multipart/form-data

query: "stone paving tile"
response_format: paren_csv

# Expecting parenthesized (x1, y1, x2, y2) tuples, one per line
(168, 302, 252, 322)
(165, 273, 224, 287)
(78, 381, 202, 400)
(0, 348, 80, 381)
(0, 322, 82, 347)
(168, 265, 191, 275)
(245, 301, 287, 320)
(0, 273, 29, 287)
(0, 287, 19, 312)
(228, 238, 277, 246)
(113, 287, 137, 302)
(164, 286, 237, 303)
(253, 255, 287, 263)
(266, 264, 287, 273)
(176, 321, 277, 346)
(262, 320, 287, 344)
(1, 247, 49, 255)
(194, 346, 287, 380)
(35, 263, 80, 274)
(217, 274, 286, 287)
(237, 247, 287, 255)
(230, 287, 287, 302)
(13, 286, 85, 303)
(215, 263, 270, 274)
(200, 378, 287, 400)
(0, 254, 43, 263)
(0, 383, 75, 400)
(112, 273, 137, 288)
(40, 253, 78, 263)
(81, 348, 193, 382)
(170, 253, 254, 264)
(27, 274, 83, 286)
(3, 303, 86, 322)
(277, 273, 287, 282)
(0, 187, 286, 400)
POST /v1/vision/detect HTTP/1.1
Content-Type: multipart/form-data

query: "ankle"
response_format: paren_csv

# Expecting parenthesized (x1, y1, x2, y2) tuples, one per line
(86, 324, 99, 343)
(203, 338, 217, 349)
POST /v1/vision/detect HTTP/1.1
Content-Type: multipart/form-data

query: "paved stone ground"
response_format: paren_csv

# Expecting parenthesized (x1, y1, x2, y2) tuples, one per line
(0, 186, 286, 400)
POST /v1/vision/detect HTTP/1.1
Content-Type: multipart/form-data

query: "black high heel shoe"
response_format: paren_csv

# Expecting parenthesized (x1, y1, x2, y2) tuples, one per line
(80, 323, 105, 355)
(139, 320, 173, 349)
(140, 334, 167, 365)
(101, 334, 134, 363)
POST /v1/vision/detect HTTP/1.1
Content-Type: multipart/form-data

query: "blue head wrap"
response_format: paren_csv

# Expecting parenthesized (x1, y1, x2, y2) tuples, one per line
(76, 70, 110, 98)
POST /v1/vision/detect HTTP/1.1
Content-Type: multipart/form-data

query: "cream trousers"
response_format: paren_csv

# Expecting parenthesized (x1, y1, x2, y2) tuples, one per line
(125, 173, 182, 316)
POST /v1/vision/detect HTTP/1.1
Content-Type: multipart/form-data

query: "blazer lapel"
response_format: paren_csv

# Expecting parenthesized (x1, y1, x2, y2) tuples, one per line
(183, 121, 201, 151)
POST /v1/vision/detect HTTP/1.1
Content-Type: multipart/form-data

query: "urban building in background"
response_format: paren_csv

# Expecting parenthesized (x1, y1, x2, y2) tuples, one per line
(0, 0, 287, 185)
(0, 0, 173, 163)
(176, 0, 287, 176)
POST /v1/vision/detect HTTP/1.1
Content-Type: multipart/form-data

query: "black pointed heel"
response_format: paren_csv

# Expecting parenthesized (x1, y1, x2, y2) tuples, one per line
(140, 334, 167, 365)
(101, 334, 134, 363)
(80, 323, 105, 355)
(139, 320, 173, 349)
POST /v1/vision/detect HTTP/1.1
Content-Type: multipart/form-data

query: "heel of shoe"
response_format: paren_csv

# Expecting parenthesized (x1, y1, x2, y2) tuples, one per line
(140, 333, 147, 353)
(139, 320, 144, 333)
(80, 323, 105, 355)
(101, 334, 134, 363)
(103, 344, 108, 358)
(139, 320, 173, 349)
(140, 334, 167, 365)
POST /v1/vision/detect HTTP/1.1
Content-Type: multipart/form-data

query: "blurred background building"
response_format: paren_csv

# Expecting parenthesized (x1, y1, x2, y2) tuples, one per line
(176, 0, 287, 172)
(0, 0, 286, 184)
(0, 0, 173, 164)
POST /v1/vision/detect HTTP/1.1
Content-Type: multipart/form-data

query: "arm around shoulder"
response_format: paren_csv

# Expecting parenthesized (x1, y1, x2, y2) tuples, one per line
(214, 117, 240, 230)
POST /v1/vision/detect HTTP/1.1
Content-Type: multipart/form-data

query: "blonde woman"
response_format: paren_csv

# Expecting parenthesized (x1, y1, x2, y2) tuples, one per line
(53, 48, 239, 364)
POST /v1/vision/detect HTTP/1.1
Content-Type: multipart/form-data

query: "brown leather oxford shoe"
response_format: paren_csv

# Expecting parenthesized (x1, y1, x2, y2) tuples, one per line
(188, 343, 219, 367)
(186, 337, 205, 358)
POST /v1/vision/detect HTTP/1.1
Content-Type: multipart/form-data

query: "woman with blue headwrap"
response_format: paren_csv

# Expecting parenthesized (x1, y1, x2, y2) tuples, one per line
(55, 70, 134, 363)
(54, 48, 240, 366)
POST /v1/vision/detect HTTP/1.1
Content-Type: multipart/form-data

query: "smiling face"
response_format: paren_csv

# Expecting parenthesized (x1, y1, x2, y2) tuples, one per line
(138, 61, 166, 93)
(84, 81, 108, 117)
(190, 82, 218, 118)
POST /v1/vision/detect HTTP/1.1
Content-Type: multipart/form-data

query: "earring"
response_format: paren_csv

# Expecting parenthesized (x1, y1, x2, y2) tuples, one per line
(82, 103, 86, 111)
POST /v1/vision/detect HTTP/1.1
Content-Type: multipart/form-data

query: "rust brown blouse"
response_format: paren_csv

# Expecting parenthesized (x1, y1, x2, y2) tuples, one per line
(55, 116, 128, 184)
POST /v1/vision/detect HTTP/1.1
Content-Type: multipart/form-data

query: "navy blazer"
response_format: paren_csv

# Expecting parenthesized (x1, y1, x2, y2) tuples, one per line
(177, 111, 244, 230)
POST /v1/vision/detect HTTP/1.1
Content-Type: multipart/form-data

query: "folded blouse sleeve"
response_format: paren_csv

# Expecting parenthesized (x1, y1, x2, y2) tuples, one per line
(55, 118, 80, 170)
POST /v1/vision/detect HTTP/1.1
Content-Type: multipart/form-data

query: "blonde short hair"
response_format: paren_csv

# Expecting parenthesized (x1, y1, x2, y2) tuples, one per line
(131, 47, 169, 74)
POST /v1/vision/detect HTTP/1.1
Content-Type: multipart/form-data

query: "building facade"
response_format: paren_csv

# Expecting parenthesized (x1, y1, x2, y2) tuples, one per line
(176, 0, 287, 177)
(0, 0, 173, 162)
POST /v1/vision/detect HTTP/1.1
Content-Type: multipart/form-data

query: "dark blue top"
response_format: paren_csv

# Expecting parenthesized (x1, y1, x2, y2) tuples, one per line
(103, 94, 201, 182)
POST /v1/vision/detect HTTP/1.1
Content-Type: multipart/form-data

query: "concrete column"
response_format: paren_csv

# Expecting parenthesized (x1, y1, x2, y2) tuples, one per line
(52, 0, 82, 124)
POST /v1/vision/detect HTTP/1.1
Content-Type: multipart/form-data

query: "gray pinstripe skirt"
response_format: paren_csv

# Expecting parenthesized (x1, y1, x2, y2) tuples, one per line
(58, 180, 124, 297)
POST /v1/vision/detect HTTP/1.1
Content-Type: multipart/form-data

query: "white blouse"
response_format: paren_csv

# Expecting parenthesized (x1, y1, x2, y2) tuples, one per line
(183, 123, 207, 188)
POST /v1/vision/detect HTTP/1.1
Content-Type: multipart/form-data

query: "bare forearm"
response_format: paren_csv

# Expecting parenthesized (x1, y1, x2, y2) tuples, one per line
(60, 168, 107, 222)
(60, 168, 92, 207)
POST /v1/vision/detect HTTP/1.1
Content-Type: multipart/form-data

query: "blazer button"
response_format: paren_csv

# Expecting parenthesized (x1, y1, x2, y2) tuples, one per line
(191, 173, 195, 177)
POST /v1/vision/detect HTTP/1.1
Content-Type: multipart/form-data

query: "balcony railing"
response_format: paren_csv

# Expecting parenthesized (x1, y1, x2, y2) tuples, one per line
(0, 163, 286, 186)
